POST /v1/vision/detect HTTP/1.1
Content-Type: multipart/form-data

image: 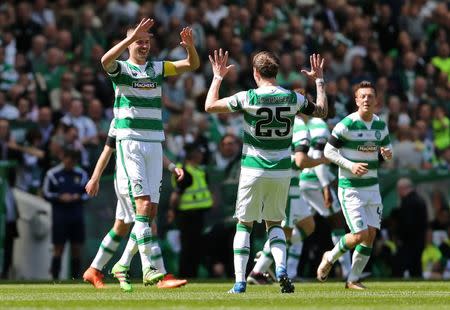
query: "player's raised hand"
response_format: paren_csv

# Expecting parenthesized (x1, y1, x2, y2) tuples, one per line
(179, 27, 195, 49)
(209, 48, 235, 79)
(380, 147, 392, 160)
(351, 162, 369, 176)
(173, 167, 185, 182)
(129, 18, 154, 40)
(301, 53, 324, 80)
(85, 179, 100, 197)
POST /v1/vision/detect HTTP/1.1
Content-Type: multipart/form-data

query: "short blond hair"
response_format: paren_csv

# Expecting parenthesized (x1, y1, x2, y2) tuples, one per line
(252, 51, 279, 79)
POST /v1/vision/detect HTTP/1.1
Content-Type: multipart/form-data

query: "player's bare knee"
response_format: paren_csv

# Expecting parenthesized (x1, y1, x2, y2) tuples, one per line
(366, 228, 377, 244)
(352, 230, 368, 244)
(136, 198, 152, 215)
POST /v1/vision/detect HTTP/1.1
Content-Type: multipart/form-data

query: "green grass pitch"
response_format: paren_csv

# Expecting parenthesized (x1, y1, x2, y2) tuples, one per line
(0, 281, 449, 309)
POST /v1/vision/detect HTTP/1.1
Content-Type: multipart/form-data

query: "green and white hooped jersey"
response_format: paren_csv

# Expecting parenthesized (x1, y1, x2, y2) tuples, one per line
(108, 60, 165, 142)
(331, 112, 391, 189)
(300, 118, 335, 189)
(227, 86, 308, 178)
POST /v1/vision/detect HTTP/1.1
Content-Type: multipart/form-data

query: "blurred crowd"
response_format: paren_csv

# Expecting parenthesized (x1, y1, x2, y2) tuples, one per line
(0, 0, 449, 279)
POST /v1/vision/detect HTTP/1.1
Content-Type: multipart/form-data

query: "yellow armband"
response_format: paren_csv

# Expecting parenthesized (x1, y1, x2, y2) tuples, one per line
(164, 61, 178, 77)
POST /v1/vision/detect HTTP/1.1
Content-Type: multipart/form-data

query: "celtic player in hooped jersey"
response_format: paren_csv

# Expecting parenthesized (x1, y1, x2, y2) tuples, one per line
(299, 116, 352, 279)
(101, 18, 199, 285)
(205, 50, 328, 294)
(247, 114, 329, 284)
(317, 81, 393, 290)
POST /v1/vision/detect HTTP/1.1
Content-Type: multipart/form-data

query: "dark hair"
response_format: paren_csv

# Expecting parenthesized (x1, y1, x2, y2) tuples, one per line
(354, 81, 376, 96)
(252, 51, 279, 78)
(220, 133, 238, 144)
(184, 143, 203, 160)
(63, 147, 80, 162)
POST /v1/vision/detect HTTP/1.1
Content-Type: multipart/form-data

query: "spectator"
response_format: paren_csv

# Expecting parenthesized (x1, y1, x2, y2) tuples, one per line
(73, 7, 106, 65)
(422, 228, 444, 280)
(37, 106, 53, 147)
(55, 30, 75, 63)
(107, 0, 140, 30)
(162, 76, 185, 123)
(432, 105, 450, 155)
(34, 47, 67, 96)
(0, 118, 19, 278)
(14, 129, 45, 193)
(392, 126, 424, 169)
(276, 53, 303, 89)
(11, 1, 42, 53)
(87, 98, 109, 142)
(154, 0, 186, 30)
(205, 0, 229, 30)
(31, 0, 55, 28)
(431, 42, 450, 82)
(414, 120, 435, 169)
(0, 46, 18, 92)
(26, 34, 47, 73)
(42, 147, 89, 279)
(211, 133, 240, 171)
(9, 96, 38, 144)
(169, 143, 213, 278)
(49, 123, 89, 169)
(49, 72, 81, 112)
(0, 90, 18, 120)
(392, 178, 428, 278)
(61, 98, 98, 146)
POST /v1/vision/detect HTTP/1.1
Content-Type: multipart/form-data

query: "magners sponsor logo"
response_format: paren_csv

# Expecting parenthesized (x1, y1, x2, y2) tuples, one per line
(357, 142, 378, 152)
(132, 81, 157, 89)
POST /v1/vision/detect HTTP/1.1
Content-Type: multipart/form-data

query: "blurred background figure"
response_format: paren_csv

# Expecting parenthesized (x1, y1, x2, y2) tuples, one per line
(169, 143, 213, 278)
(392, 178, 427, 278)
(42, 148, 88, 279)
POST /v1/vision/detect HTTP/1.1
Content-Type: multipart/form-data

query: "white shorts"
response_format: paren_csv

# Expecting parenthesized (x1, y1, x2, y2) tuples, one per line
(116, 140, 162, 203)
(114, 177, 135, 224)
(338, 187, 383, 233)
(301, 187, 341, 217)
(234, 175, 290, 223)
(282, 185, 312, 228)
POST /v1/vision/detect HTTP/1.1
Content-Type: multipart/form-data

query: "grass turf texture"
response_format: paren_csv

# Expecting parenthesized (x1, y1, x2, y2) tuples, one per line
(0, 281, 449, 309)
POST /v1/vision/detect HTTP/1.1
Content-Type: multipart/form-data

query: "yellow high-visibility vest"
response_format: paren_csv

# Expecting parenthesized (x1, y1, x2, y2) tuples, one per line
(176, 163, 213, 211)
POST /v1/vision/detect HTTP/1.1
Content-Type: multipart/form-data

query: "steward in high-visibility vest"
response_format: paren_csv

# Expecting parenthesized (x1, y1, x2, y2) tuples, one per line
(174, 162, 213, 211)
(169, 143, 213, 277)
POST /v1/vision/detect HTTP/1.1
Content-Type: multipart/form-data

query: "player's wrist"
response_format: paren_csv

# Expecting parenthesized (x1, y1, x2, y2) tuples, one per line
(315, 78, 325, 84)
(214, 75, 223, 81)
(168, 163, 176, 172)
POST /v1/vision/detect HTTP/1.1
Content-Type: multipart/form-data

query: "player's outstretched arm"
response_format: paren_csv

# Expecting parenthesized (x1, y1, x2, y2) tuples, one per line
(170, 27, 200, 74)
(205, 48, 236, 113)
(85, 145, 114, 197)
(301, 54, 328, 118)
(100, 18, 154, 72)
